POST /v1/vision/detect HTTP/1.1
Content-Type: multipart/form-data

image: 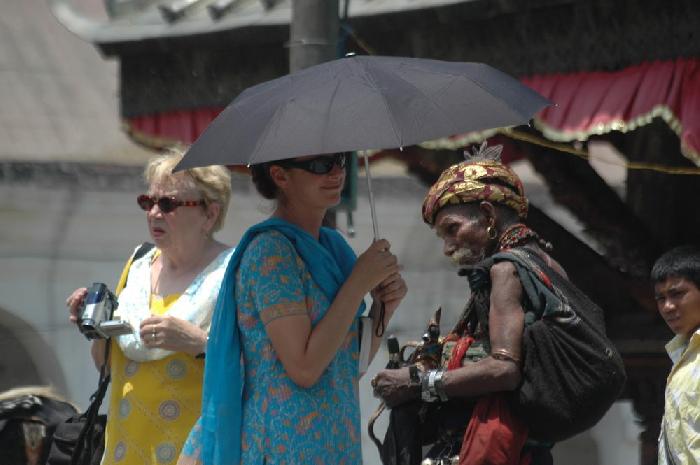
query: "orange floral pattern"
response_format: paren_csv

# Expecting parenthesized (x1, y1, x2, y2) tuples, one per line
(235, 231, 361, 464)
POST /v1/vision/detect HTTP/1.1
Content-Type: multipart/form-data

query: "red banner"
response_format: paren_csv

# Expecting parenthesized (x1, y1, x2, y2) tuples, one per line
(525, 58, 699, 165)
(123, 59, 700, 165)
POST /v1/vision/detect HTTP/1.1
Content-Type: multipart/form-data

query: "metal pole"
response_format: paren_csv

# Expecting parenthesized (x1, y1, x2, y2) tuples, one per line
(290, 0, 340, 227)
(289, 0, 339, 72)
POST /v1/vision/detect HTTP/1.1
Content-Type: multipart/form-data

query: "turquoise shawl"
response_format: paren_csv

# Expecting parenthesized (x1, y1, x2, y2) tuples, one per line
(198, 217, 364, 464)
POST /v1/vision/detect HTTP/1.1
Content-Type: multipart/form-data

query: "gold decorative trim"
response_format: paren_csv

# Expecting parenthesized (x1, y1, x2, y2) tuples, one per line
(417, 128, 502, 151)
(414, 104, 699, 169)
(532, 104, 699, 167)
(121, 107, 700, 173)
(502, 128, 700, 175)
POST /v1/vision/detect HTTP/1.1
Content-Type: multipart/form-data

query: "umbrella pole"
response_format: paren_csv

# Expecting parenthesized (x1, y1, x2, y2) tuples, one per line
(362, 152, 387, 337)
(362, 153, 380, 241)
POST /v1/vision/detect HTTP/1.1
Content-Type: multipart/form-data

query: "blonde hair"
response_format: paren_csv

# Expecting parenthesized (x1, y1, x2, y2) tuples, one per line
(144, 149, 232, 232)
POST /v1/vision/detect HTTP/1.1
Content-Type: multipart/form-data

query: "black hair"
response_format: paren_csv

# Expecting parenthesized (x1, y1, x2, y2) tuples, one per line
(250, 163, 278, 200)
(651, 245, 700, 288)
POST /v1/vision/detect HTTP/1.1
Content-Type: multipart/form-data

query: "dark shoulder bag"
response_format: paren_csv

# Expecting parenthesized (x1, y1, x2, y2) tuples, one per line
(46, 242, 154, 465)
(46, 350, 110, 465)
(467, 247, 627, 443)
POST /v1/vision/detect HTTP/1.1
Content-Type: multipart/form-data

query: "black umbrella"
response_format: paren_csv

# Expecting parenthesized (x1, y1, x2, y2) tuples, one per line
(176, 55, 550, 237)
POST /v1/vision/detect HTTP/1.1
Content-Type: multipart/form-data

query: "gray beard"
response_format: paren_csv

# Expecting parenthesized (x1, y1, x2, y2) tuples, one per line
(450, 247, 485, 267)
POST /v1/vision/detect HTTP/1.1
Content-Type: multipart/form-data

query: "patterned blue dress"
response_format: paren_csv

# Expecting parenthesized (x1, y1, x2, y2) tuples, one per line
(235, 230, 362, 465)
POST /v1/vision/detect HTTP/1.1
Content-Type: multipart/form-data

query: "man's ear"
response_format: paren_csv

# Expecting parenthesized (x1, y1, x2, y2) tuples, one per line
(479, 201, 497, 225)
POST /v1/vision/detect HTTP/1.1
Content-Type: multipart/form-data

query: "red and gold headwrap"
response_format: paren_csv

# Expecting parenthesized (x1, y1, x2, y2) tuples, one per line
(422, 145, 528, 225)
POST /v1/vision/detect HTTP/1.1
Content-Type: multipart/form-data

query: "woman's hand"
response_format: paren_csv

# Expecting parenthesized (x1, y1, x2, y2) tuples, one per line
(371, 272, 407, 322)
(372, 367, 420, 408)
(351, 239, 401, 294)
(140, 315, 207, 356)
(65, 287, 88, 324)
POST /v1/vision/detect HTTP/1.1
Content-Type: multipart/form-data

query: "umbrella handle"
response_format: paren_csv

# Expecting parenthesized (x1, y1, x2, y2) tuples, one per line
(375, 302, 386, 337)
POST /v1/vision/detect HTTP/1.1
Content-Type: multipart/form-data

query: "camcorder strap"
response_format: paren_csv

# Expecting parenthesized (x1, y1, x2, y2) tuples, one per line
(69, 242, 154, 465)
(69, 342, 110, 465)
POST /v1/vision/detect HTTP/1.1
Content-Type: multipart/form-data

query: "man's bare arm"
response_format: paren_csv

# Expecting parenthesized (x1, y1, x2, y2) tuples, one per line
(442, 261, 524, 397)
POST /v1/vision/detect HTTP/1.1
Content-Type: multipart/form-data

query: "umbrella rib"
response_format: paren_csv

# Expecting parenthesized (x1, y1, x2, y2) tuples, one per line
(457, 72, 538, 122)
(390, 67, 528, 135)
(245, 96, 291, 165)
(321, 78, 344, 152)
(360, 62, 406, 147)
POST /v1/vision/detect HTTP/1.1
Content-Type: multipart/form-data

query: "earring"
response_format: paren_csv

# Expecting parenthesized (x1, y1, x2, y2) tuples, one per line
(486, 225, 498, 240)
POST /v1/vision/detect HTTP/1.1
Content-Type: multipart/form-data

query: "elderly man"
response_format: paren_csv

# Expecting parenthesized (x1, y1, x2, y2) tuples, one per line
(372, 144, 625, 465)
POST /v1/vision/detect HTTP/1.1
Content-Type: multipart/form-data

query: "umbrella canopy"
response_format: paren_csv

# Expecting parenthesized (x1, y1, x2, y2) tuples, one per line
(175, 55, 550, 170)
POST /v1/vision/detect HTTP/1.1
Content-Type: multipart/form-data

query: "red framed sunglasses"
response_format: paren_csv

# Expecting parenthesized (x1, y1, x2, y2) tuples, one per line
(137, 194, 205, 213)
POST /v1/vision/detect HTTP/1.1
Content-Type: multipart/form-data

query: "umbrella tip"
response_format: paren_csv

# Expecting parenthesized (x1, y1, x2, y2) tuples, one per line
(172, 159, 187, 173)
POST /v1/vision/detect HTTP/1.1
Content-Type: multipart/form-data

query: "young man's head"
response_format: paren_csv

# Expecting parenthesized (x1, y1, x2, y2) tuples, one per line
(651, 246, 700, 338)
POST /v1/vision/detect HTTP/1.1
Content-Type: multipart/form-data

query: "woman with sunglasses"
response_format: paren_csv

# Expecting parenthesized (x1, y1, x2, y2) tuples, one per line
(178, 152, 407, 465)
(65, 152, 234, 465)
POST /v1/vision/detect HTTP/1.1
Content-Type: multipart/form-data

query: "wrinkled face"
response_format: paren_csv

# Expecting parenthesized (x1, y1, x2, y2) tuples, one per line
(144, 178, 213, 249)
(654, 276, 700, 338)
(433, 204, 491, 267)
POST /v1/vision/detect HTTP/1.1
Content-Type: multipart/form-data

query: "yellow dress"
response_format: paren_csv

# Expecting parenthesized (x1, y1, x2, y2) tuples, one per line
(101, 293, 204, 465)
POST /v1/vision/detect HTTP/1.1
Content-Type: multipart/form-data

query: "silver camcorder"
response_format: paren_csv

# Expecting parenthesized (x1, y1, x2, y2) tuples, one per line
(77, 282, 133, 340)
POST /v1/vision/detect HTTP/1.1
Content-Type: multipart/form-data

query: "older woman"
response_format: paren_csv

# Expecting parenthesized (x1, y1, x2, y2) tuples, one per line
(179, 152, 407, 465)
(65, 152, 233, 465)
(372, 144, 624, 465)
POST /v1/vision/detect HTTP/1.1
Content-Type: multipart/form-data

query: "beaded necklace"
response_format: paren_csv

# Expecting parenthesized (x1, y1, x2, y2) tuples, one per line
(497, 223, 552, 251)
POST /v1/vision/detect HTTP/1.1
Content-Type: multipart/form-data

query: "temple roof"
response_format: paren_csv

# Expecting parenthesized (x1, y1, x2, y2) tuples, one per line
(0, 0, 151, 164)
(50, 0, 477, 51)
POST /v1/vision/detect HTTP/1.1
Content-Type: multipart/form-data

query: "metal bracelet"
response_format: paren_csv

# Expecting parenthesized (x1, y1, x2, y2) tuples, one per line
(428, 370, 438, 395)
(421, 370, 438, 402)
(490, 348, 521, 365)
(433, 370, 448, 402)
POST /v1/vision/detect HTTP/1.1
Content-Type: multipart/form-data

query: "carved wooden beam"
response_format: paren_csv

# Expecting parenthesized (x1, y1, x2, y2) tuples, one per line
(512, 128, 662, 278)
(606, 119, 700, 251)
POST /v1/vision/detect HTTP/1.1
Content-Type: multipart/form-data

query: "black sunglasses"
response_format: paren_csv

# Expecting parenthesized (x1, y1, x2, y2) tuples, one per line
(137, 194, 205, 213)
(276, 153, 347, 175)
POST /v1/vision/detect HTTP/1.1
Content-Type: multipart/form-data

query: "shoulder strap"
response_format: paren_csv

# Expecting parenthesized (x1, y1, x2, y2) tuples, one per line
(115, 242, 154, 294)
(132, 242, 155, 262)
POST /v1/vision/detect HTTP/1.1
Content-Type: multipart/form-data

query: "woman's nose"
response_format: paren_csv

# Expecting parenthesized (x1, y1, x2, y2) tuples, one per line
(147, 204, 163, 216)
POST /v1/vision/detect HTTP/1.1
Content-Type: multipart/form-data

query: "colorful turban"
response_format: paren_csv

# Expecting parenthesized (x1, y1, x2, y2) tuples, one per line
(422, 158, 528, 225)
